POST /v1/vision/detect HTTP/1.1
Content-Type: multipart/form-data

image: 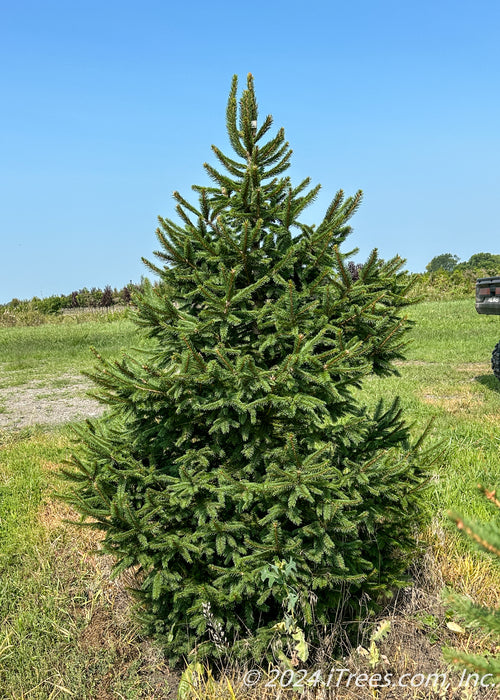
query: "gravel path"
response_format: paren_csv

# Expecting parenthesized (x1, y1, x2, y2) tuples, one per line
(0, 374, 105, 430)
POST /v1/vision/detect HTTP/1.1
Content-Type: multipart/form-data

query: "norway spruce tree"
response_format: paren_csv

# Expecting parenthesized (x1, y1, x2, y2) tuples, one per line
(63, 74, 431, 662)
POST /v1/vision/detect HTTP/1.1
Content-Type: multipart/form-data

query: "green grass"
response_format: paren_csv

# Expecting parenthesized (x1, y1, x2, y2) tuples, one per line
(359, 300, 500, 524)
(0, 316, 142, 388)
(0, 299, 499, 697)
(405, 298, 500, 363)
(0, 428, 174, 698)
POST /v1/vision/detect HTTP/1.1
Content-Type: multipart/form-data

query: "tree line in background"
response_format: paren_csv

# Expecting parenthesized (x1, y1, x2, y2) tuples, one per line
(425, 251, 500, 274)
(1, 252, 498, 316)
(408, 251, 499, 302)
(0, 280, 148, 315)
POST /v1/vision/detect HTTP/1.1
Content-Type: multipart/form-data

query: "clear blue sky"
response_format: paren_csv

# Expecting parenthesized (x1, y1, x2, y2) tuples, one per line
(1, 0, 499, 303)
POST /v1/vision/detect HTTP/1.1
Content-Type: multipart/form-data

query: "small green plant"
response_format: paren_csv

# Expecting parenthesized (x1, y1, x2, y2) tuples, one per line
(416, 612, 441, 644)
(261, 558, 309, 666)
(357, 619, 391, 670)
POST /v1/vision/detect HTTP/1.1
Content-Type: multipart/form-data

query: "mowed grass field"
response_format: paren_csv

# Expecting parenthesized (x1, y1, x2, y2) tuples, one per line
(0, 315, 139, 387)
(0, 299, 499, 698)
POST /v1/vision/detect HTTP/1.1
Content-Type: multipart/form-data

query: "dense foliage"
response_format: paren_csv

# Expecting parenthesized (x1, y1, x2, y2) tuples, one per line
(426, 253, 460, 273)
(62, 74, 433, 662)
(424, 251, 500, 277)
(409, 267, 492, 301)
(457, 252, 500, 272)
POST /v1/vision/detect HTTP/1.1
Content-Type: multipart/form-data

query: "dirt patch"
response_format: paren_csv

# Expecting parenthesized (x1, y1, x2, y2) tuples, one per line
(0, 373, 104, 429)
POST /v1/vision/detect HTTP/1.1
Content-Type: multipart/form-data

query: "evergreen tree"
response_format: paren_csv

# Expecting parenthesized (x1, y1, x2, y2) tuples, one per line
(443, 486, 500, 684)
(120, 285, 132, 304)
(62, 74, 432, 662)
(87, 287, 102, 307)
(100, 284, 114, 307)
(347, 261, 364, 281)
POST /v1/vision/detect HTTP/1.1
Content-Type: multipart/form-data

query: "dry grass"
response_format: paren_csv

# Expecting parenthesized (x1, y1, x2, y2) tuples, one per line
(1, 458, 182, 699)
(31, 485, 499, 699)
(455, 363, 491, 374)
(420, 389, 484, 415)
(174, 546, 498, 699)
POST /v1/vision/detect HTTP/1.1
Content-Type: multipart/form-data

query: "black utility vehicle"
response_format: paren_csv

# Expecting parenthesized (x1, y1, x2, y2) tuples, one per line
(475, 276, 500, 380)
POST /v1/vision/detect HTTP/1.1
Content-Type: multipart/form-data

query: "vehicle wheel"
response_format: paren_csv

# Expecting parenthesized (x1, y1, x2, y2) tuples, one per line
(492, 341, 500, 381)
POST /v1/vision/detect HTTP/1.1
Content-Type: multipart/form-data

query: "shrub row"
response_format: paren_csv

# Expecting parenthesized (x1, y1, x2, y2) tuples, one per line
(1, 282, 146, 315)
(409, 267, 496, 301)
(2, 268, 489, 319)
